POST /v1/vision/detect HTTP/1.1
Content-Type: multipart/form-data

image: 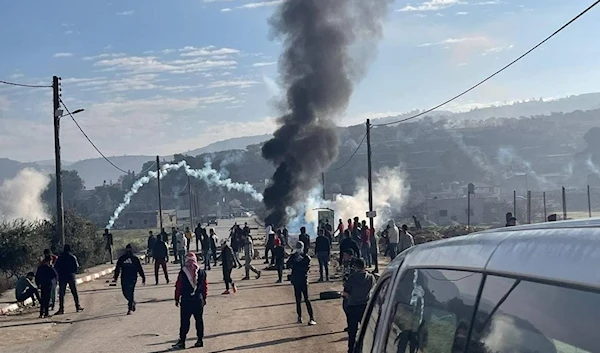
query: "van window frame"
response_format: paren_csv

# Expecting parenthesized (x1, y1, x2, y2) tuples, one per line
(354, 274, 392, 353)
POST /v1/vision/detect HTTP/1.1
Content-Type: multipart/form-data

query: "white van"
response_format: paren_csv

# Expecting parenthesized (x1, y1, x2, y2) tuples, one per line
(354, 218, 600, 353)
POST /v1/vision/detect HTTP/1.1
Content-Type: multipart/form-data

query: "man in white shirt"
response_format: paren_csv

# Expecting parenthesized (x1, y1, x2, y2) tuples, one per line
(387, 220, 400, 260)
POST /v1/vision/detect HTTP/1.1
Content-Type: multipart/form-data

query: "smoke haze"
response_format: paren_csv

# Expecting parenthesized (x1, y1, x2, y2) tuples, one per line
(261, 0, 392, 227)
(0, 168, 50, 222)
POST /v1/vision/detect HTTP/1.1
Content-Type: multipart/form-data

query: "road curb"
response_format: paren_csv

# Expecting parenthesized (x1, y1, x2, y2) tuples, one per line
(0, 253, 146, 316)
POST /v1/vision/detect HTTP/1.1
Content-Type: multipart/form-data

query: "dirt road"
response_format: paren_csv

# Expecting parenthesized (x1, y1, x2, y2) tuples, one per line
(0, 255, 349, 353)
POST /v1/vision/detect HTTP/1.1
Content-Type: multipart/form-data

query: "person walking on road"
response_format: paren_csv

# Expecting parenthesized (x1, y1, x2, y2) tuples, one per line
(35, 256, 58, 318)
(147, 231, 157, 265)
(54, 244, 84, 315)
(286, 242, 316, 325)
(387, 220, 400, 260)
(220, 240, 237, 295)
(176, 230, 188, 269)
(209, 229, 219, 267)
(264, 228, 276, 265)
(201, 228, 212, 271)
(40, 249, 58, 310)
(184, 227, 193, 252)
(103, 228, 114, 264)
(172, 252, 208, 350)
(298, 227, 310, 255)
(273, 237, 285, 283)
(113, 244, 146, 315)
(343, 258, 376, 353)
(153, 237, 170, 285)
(315, 228, 331, 282)
(230, 225, 244, 268)
(172, 227, 180, 264)
(242, 232, 261, 280)
(399, 224, 415, 253)
(194, 223, 204, 253)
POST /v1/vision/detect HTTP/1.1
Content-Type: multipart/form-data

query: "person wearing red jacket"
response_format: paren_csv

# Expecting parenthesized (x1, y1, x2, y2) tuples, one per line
(360, 220, 372, 268)
(172, 252, 208, 350)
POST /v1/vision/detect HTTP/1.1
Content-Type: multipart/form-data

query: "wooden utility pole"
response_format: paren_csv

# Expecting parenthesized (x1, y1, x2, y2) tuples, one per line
(562, 186, 567, 220)
(513, 190, 517, 220)
(527, 190, 532, 224)
(52, 76, 65, 247)
(157, 156, 163, 231)
(366, 119, 378, 273)
(588, 185, 592, 218)
(188, 175, 193, 229)
(322, 172, 325, 200)
(543, 192, 547, 221)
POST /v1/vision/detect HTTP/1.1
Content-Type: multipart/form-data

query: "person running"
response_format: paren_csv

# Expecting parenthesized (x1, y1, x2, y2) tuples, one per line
(286, 242, 316, 325)
(147, 231, 157, 265)
(242, 232, 261, 280)
(176, 230, 188, 269)
(360, 220, 372, 268)
(172, 252, 208, 350)
(35, 256, 58, 318)
(343, 258, 376, 353)
(298, 227, 310, 255)
(153, 237, 170, 285)
(184, 227, 193, 252)
(103, 228, 114, 264)
(54, 244, 83, 314)
(40, 249, 58, 310)
(273, 237, 285, 283)
(113, 244, 146, 315)
(220, 240, 237, 295)
(315, 228, 331, 282)
(15, 272, 39, 306)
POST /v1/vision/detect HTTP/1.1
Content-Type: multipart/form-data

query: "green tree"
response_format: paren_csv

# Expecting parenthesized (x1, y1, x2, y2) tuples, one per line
(42, 170, 85, 210)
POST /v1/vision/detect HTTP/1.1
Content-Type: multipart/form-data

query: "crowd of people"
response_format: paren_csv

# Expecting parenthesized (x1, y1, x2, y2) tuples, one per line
(13, 217, 416, 353)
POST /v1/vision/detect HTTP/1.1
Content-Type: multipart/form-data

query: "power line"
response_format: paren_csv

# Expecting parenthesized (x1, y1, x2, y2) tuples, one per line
(0, 79, 52, 88)
(139, 161, 157, 175)
(374, 0, 600, 127)
(60, 99, 129, 174)
(332, 132, 367, 171)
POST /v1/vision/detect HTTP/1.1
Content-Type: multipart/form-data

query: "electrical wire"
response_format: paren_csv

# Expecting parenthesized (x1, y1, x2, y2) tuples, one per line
(139, 161, 157, 175)
(0, 79, 52, 88)
(374, 0, 600, 127)
(331, 132, 367, 171)
(60, 99, 129, 174)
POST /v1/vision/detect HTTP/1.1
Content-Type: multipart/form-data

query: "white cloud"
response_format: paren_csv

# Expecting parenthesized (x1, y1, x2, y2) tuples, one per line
(221, 8, 232, 12)
(253, 61, 277, 67)
(207, 80, 260, 89)
(237, 0, 283, 9)
(9, 73, 24, 79)
(116, 10, 134, 15)
(203, 0, 234, 2)
(82, 53, 126, 61)
(179, 46, 240, 57)
(456, 11, 469, 15)
(398, 0, 466, 12)
(419, 36, 488, 47)
(480, 44, 514, 56)
(53, 52, 73, 58)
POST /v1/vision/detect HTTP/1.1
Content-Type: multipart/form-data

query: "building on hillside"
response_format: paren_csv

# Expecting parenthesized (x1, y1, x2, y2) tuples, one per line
(113, 209, 177, 229)
(426, 196, 484, 226)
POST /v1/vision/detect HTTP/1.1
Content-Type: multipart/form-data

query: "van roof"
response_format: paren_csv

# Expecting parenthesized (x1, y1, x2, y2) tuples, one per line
(387, 218, 600, 290)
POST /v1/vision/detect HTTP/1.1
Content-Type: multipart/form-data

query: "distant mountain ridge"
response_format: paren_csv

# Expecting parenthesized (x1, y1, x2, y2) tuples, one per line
(2, 92, 600, 188)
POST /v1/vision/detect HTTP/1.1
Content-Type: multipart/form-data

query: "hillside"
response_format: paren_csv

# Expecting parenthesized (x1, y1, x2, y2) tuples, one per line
(183, 134, 271, 156)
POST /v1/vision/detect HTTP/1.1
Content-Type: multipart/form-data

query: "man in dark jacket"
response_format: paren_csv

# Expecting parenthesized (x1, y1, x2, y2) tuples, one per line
(153, 238, 170, 285)
(113, 244, 146, 315)
(220, 240, 237, 295)
(36, 255, 58, 318)
(286, 242, 316, 325)
(340, 230, 360, 267)
(147, 231, 157, 264)
(343, 258, 376, 353)
(194, 223, 204, 253)
(172, 252, 208, 350)
(298, 227, 310, 255)
(273, 237, 285, 283)
(315, 228, 331, 282)
(172, 227, 179, 263)
(160, 228, 169, 243)
(264, 229, 276, 265)
(54, 244, 83, 315)
(104, 228, 114, 264)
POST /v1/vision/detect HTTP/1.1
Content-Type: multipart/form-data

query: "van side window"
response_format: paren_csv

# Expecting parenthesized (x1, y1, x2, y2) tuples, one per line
(383, 269, 482, 353)
(356, 278, 390, 353)
(469, 275, 600, 353)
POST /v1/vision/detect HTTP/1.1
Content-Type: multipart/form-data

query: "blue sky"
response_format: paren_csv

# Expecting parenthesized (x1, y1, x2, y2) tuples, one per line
(1, 0, 599, 162)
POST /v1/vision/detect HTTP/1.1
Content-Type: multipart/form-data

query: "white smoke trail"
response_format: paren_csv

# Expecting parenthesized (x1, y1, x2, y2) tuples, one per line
(286, 166, 410, 236)
(0, 168, 50, 222)
(586, 157, 600, 176)
(497, 147, 556, 190)
(106, 160, 262, 229)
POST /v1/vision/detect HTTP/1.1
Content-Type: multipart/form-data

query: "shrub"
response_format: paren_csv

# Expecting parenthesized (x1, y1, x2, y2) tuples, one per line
(0, 220, 48, 279)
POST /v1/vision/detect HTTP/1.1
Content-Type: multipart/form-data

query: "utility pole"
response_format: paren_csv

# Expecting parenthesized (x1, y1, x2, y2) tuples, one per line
(588, 185, 592, 218)
(527, 190, 532, 224)
(543, 192, 547, 221)
(52, 76, 65, 247)
(562, 186, 567, 220)
(366, 119, 377, 273)
(188, 175, 193, 230)
(322, 172, 326, 200)
(157, 156, 163, 231)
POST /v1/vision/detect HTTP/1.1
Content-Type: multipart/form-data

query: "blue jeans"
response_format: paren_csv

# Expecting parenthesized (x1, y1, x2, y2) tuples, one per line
(361, 245, 372, 267)
(203, 249, 212, 270)
(178, 250, 186, 268)
(388, 243, 398, 260)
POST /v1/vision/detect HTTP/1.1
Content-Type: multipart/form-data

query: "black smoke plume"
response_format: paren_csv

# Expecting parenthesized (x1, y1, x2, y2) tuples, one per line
(262, 0, 391, 227)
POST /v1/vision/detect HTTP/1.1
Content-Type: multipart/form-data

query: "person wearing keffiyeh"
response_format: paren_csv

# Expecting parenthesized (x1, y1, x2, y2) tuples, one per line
(173, 252, 207, 350)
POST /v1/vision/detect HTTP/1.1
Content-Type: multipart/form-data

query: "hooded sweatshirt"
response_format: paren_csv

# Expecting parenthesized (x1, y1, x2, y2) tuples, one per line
(286, 245, 311, 286)
(114, 252, 145, 282)
(387, 220, 400, 244)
